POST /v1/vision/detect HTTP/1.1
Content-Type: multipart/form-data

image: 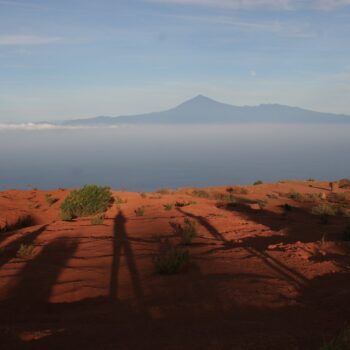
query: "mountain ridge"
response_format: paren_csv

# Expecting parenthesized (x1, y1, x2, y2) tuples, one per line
(59, 95, 350, 125)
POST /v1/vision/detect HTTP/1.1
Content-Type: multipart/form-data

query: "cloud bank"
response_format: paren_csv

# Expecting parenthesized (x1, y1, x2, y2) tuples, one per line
(0, 35, 62, 45)
(148, 0, 350, 10)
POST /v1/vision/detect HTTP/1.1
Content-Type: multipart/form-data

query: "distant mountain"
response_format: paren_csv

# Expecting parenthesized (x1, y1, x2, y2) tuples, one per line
(60, 95, 350, 125)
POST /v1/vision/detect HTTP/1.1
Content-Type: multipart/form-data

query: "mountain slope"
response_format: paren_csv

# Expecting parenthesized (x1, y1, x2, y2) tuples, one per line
(61, 95, 350, 125)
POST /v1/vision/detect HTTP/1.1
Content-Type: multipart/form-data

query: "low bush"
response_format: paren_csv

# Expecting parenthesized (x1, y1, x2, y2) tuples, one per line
(320, 326, 350, 350)
(154, 241, 190, 274)
(192, 189, 210, 198)
(91, 215, 105, 225)
(16, 244, 35, 258)
(226, 187, 249, 195)
(212, 192, 237, 203)
(311, 203, 339, 224)
(60, 211, 74, 221)
(157, 188, 171, 195)
(135, 206, 145, 216)
(285, 190, 322, 203)
(163, 203, 173, 211)
(45, 193, 57, 205)
(311, 203, 338, 217)
(257, 199, 268, 209)
(176, 218, 198, 245)
(175, 201, 196, 207)
(287, 190, 305, 202)
(253, 180, 263, 185)
(114, 196, 127, 204)
(60, 185, 112, 219)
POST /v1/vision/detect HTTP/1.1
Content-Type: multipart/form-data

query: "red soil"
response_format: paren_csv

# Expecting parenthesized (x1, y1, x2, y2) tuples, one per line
(1, 181, 350, 349)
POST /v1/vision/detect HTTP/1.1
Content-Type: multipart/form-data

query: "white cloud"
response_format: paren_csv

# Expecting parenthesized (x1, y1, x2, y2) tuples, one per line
(0, 1, 44, 9)
(148, 0, 293, 10)
(0, 35, 63, 45)
(147, 0, 350, 10)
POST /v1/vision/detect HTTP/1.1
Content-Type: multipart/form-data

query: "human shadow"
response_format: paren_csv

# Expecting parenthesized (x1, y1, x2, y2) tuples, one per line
(110, 211, 144, 307)
(177, 206, 309, 290)
(0, 224, 48, 268)
(3, 237, 79, 308)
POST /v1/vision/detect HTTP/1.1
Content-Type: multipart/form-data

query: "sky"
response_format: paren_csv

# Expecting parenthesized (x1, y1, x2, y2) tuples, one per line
(1, 0, 350, 122)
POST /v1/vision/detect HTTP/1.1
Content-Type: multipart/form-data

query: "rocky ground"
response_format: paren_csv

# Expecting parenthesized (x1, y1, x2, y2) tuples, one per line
(1, 180, 350, 349)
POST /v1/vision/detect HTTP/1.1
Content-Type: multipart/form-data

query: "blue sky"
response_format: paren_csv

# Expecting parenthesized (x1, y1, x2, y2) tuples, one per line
(1, 0, 350, 122)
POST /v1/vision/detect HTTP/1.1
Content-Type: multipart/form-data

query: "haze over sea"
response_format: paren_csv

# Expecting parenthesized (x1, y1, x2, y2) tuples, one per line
(1, 123, 349, 191)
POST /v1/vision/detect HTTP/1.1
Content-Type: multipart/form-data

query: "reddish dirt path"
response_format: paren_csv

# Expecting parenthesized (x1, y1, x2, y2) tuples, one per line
(1, 181, 350, 349)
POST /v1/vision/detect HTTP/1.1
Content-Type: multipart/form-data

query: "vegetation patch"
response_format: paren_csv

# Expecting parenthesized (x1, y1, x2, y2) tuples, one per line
(257, 199, 268, 209)
(286, 190, 323, 203)
(175, 200, 196, 208)
(163, 203, 174, 211)
(16, 244, 35, 259)
(154, 240, 190, 274)
(91, 215, 105, 225)
(0, 215, 34, 233)
(134, 206, 145, 217)
(192, 189, 210, 198)
(156, 188, 171, 195)
(114, 196, 127, 204)
(60, 185, 112, 219)
(173, 218, 198, 245)
(226, 187, 249, 195)
(212, 192, 237, 203)
(320, 326, 350, 350)
(253, 180, 263, 185)
(45, 193, 58, 205)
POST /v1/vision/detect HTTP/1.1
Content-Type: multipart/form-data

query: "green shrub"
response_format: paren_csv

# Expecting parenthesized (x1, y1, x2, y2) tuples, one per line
(226, 187, 249, 195)
(154, 241, 190, 274)
(178, 218, 198, 245)
(134, 206, 145, 217)
(253, 180, 263, 185)
(157, 188, 171, 195)
(311, 204, 339, 224)
(114, 196, 127, 204)
(175, 201, 196, 207)
(60, 185, 112, 219)
(257, 199, 268, 209)
(320, 326, 350, 350)
(307, 178, 315, 182)
(45, 193, 57, 205)
(163, 203, 174, 211)
(287, 190, 305, 202)
(16, 244, 35, 258)
(140, 192, 147, 198)
(192, 189, 210, 198)
(311, 204, 338, 217)
(60, 211, 74, 221)
(91, 215, 105, 225)
(212, 192, 237, 203)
